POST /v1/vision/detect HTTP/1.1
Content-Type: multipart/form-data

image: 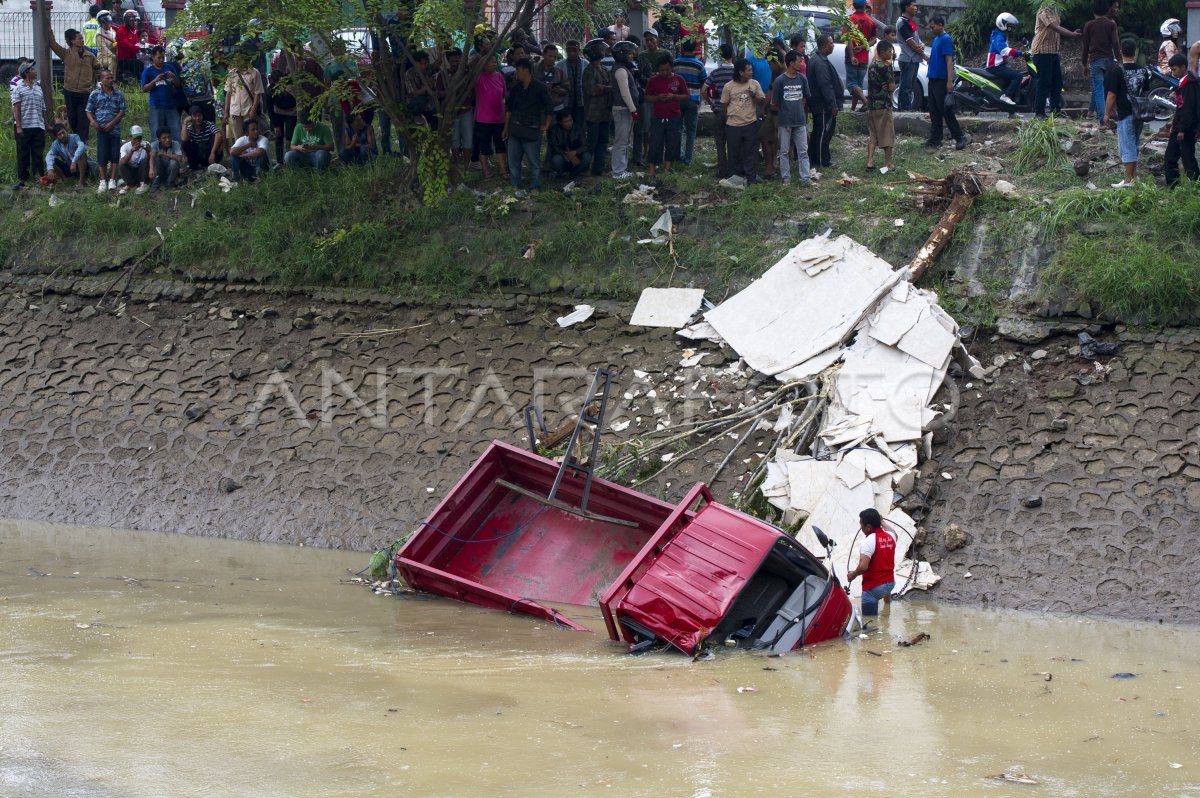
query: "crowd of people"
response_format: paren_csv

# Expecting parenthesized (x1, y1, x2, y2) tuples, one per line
(9, 1, 1200, 194)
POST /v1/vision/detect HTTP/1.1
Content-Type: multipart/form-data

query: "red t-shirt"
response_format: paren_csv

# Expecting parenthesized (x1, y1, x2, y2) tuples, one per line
(848, 12, 878, 65)
(647, 73, 687, 119)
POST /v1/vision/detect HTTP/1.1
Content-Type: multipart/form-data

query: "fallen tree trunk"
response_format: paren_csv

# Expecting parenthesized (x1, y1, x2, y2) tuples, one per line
(909, 191, 975, 282)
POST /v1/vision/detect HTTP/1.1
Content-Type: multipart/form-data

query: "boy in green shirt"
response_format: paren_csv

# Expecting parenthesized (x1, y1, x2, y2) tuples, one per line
(284, 116, 334, 170)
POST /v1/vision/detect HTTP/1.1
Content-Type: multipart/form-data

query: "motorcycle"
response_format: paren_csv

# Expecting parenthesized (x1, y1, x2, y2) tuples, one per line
(1144, 65, 1179, 122)
(951, 58, 1038, 113)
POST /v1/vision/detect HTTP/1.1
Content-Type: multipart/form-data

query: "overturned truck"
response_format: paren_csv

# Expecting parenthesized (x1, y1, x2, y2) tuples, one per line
(395, 441, 853, 656)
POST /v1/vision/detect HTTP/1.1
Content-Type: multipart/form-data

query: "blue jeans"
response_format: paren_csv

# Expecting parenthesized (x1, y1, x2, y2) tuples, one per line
(283, 149, 332, 170)
(1090, 58, 1114, 122)
(861, 581, 895, 616)
(987, 64, 1022, 99)
(585, 120, 608, 176)
(679, 97, 698, 164)
(231, 152, 269, 181)
(148, 106, 180, 144)
(898, 60, 920, 110)
(506, 134, 542, 189)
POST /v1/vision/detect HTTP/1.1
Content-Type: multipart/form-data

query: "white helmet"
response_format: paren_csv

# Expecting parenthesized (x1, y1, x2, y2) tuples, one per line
(996, 13, 1019, 32)
(1160, 19, 1182, 37)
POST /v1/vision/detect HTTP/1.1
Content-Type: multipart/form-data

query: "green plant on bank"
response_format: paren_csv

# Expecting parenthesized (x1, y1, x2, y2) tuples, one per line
(1032, 181, 1200, 318)
(1012, 115, 1070, 176)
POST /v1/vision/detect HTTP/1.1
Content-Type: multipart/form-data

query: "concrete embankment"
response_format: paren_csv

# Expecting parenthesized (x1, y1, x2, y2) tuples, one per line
(1, 277, 1197, 623)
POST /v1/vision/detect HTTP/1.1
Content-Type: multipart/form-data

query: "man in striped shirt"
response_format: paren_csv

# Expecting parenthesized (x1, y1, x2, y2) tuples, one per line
(672, 39, 707, 165)
(12, 61, 47, 189)
(703, 43, 735, 178)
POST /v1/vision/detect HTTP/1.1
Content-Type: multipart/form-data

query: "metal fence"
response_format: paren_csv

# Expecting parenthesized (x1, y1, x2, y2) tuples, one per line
(0, 10, 166, 63)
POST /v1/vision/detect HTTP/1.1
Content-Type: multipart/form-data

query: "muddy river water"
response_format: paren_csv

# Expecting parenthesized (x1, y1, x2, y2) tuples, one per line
(2, 519, 1198, 798)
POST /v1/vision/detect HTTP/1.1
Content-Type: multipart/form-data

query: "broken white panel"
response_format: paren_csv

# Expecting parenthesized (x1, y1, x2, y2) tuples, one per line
(785, 458, 840, 515)
(866, 282, 924, 346)
(703, 235, 902, 376)
(835, 451, 868, 489)
(630, 287, 706, 328)
(827, 335, 948, 443)
(795, 477, 879, 597)
(774, 346, 844, 383)
(894, 559, 941, 591)
(896, 305, 958, 369)
(676, 320, 725, 345)
(818, 414, 874, 448)
(556, 305, 595, 327)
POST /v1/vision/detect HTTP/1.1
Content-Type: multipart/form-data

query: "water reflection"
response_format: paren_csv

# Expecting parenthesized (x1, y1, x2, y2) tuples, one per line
(1, 519, 1198, 797)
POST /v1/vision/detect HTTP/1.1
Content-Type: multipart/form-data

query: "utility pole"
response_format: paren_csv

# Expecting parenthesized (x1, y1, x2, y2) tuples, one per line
(30, 0, 53, 128)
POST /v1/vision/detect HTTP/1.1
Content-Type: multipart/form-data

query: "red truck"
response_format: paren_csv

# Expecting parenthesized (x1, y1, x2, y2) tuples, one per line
(396, 441, 853, 656)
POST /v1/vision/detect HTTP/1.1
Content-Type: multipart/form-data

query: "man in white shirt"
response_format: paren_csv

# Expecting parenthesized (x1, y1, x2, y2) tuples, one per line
(229, 118, 270, 181)
(117, 124, 150, 193)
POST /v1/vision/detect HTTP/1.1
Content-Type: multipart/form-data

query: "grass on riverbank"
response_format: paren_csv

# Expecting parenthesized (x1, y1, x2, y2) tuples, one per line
(1, 106, 1198, 322)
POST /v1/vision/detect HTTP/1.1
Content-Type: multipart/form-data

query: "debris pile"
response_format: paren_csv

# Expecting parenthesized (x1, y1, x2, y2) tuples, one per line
(614, 232, 981, 601)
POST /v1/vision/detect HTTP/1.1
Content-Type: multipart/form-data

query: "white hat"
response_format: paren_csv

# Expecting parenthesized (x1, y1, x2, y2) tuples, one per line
(130, 125, 144, 137)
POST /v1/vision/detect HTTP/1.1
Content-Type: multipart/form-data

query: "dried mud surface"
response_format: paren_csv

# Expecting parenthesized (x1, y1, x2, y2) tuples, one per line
(924, 337, 1200, 624)
(1, 286, 1198, 623)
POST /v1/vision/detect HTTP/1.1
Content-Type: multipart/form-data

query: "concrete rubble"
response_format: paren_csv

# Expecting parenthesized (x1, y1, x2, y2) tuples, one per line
(674, 233, 979, 600)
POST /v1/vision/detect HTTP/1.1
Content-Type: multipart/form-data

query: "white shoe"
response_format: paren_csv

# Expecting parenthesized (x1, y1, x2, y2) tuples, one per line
(1110, 180, 1133, 188)
(135, 184, 148, 194)
(998, 95, 1016, 106)
(718, 175, 746, 189)
(109, 179, 119, 190)
(97, 181, 108, 194)
(118, 186, 129, 195)
(611, 171, 634, 180)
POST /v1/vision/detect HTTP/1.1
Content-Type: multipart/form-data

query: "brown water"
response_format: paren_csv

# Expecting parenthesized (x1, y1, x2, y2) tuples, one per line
(2, 519, 1198, 798)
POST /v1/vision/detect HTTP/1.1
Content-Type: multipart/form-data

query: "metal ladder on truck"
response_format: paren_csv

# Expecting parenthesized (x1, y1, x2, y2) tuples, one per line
(515, 367, 635, 527)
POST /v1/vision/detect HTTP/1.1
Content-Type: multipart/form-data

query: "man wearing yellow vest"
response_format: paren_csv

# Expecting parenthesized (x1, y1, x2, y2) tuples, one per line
(82, 5, 101, 54)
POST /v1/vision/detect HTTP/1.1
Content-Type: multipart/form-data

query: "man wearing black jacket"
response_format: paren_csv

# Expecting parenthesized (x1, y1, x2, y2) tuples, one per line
(544, 109, 590, 177)
(806, 35, 843, 168)
(1165, 53, 1199, 188)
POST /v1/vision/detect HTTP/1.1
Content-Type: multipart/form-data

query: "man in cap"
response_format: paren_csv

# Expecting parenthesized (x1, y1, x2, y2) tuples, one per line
(11, 61, 47, 189)
(118, 125, 151, 194)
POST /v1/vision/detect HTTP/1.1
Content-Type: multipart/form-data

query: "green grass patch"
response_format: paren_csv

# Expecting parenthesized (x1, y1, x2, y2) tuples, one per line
(1012, 115, 1070, 176)
(1031, 181, 1200, 318)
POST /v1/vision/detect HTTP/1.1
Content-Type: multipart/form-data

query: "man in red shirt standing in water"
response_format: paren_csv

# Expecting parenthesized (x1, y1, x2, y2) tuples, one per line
(845, 508, 896, 616)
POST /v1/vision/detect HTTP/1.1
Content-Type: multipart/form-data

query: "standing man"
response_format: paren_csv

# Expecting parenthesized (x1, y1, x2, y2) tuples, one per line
(82, 5, 100, 53)
(1105, 43, 1138, 188)
(1163, 53, 1198, 188)
(609, 40, 639, 180)
(644, 53, 688, 178)
(772, 51, 812, 185)
(141, 46, 182, 144)
(556, 40, 589, 137)
(11, 61, 46, 190)
(806, 35, 843, 170)
(538, 44, 567, 114)
(1030, 0, 1081, 118)
(845, 0, 878, 112)
(704, 43, 736, 179)
(925, 16, 970, 150)
(47, 24, 99, 143)
(1081, 0, 1121, 123)
(581, 40, 611, 177)
(86, 67, 126, 193)
(672, 40, 707, 165)
(115, 10, 141, 83)
(844, 509, 896, 617)
(896, 0, 925, 111)
(503, 58, 554, 192)
(718, 57, 765, 188)
(636, 30, 662, 165)
(223, 60, 265, 144)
